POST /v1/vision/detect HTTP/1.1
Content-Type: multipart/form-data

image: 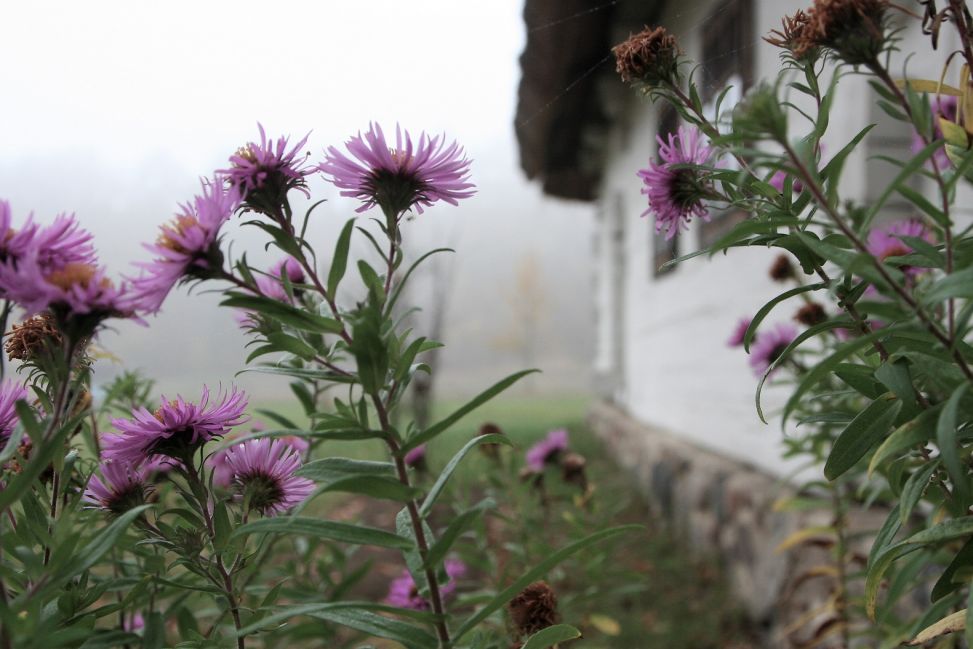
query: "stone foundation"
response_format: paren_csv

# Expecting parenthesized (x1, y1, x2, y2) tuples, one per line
(587, 400, 900, 647)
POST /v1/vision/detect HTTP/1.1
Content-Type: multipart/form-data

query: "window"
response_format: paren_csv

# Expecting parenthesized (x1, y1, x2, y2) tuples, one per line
(698, 0, 754, 248)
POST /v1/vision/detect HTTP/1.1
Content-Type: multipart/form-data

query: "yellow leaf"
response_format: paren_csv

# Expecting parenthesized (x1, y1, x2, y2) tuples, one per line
(895, 78, 962, 96)
(588, 614, 621, 636)
(906, 609, 966, 645)
(775, 526, 835, 553)
(940, 118, 969, 148)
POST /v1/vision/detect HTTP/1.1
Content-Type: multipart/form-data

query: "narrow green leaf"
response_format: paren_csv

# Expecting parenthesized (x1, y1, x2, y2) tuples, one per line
(936, 384, 971, 505)
(425, 499, 495, 570)
(420, 434, 511, 516)
(899, 461, 939, 525)
(232, 517, 413, 550)
(743, 283, 826, 352)
(320, 475, 420, 502)
(297, 457, 395, 483)
(824, 396, 901, 480)
(522, 624, 582, 649)
(932, 538, 973, 601)
(402, 370, 539, 452)
(328, 218, 356, 296)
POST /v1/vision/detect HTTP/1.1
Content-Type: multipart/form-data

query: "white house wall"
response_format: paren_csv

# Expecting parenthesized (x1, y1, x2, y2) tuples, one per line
(594, 0, 960, 476)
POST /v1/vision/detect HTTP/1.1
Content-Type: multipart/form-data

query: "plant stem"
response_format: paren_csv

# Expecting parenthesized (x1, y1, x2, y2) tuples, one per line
(372, 393, 451, 648)
(780, 140, 973, 382)
(183, 461, 245, 649)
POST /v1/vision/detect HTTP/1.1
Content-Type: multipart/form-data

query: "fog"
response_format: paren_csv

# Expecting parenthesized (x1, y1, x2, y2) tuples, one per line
(0, 1, 594, 399)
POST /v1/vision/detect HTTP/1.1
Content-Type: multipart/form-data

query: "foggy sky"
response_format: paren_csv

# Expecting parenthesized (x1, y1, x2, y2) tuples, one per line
(0, 1, 595, 399)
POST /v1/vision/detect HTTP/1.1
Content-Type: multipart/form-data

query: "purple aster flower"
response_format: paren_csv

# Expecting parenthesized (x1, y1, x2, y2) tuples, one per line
(525, 429, 569, 472)
(727, 317, 752, 348)
(0, 258, 136, 322)
(768, 170, 804, 194)
(123, 612, 145, 633)
(404, 444, 427, 470)
(0, 202, 96, 269)
(0, 380, 27, 448)
(221, 124, 312, 214)
(208, 426, 309, 489)
(637, 125, 714, 240)
(867, 219, 934, 277)
(130, 179, 240, 314)
(385, 558, 467, 610)
(319, 123, 476, 217)
(912, 95, 958, 170)
(83, 459, 150, 514)
(255, 256, 306, 302)
(749, 323, 797, 377)
(223, 438, 315, 516)
(103, 385, 249, 464)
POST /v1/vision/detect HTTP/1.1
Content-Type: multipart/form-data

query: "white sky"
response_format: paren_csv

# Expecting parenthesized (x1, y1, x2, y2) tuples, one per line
(0, 1, 595, 397)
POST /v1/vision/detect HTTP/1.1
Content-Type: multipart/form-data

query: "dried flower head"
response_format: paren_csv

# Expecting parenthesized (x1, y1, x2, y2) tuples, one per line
(478, 422, 505, 459)
(766, 10, 816, 59)
(799, 0, 890, 65)
(509, 581, 558, 637)
(5, 313, 62, 362)
(561, 451, 588, 489)
(795, 302, 828, 326)
(769, 254, 795, 282)
(613, 26, 681, 87)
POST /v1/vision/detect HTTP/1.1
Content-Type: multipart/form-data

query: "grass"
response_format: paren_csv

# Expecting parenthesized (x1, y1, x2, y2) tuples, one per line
(255, 391, 756, 648)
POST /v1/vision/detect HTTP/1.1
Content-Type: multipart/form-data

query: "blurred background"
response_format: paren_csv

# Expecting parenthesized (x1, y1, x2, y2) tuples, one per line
(0, 0, 594, 399)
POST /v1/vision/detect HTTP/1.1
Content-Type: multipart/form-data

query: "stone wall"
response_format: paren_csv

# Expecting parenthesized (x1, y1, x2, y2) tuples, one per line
(588, 400, 902, 648)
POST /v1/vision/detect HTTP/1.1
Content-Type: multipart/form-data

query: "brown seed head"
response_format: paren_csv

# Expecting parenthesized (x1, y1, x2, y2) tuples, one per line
(769, 254, 795, 281)
(795, 302, 828, 326)
(561, 452, 588, 488)
(509, 581, 559, 637)
(478, 422, 505, 458)
(5, 313, 63, 362)
(799, 0, 890, 65)
(765, 9, 815, 58)
(612, 26, 681, 87)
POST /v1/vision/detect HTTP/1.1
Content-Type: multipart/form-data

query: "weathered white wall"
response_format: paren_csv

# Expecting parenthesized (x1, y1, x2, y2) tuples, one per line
(593, 0, 962, 475)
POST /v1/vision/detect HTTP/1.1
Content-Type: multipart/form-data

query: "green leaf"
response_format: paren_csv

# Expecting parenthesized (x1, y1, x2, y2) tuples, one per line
(232, 517, 413, 550)
(319, 475, 421, 502)
(824, 395, 902, 480)
(234, 602, 436, 649)
(453, 525, 641, 642)
(420, 434, 511, 516)
(743, 283, 827, 352)
(932, 538, 973, 602)
(402, 370, 539, 452)
(923, 267, 973, 305)
(297, 457, 395, 483)
(52, 505, 152, 583)
(221, 293, 342, 334)
(899, 461, 939, 525)
(875, 359, 918, 411)
(424, 499, 495, 570)
(0, 411, 75, 511)
(328, 218, 356, 296)
(936, 384, 971, 505)
(522, 624, 582, 649)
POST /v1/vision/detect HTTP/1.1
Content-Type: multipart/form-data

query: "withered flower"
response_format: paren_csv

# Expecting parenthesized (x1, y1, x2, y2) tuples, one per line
(795, 302, 828, 326)
(5, 312, 63, 362)
(799, 0, 891, 65)
(509, 581, 559, 637)
(612, 26, 681, 87)
(769, 254, 795, 282)
(766, 10, 816, 59)
(478, 422, 505, 459)
(561, 452, 588, 490)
